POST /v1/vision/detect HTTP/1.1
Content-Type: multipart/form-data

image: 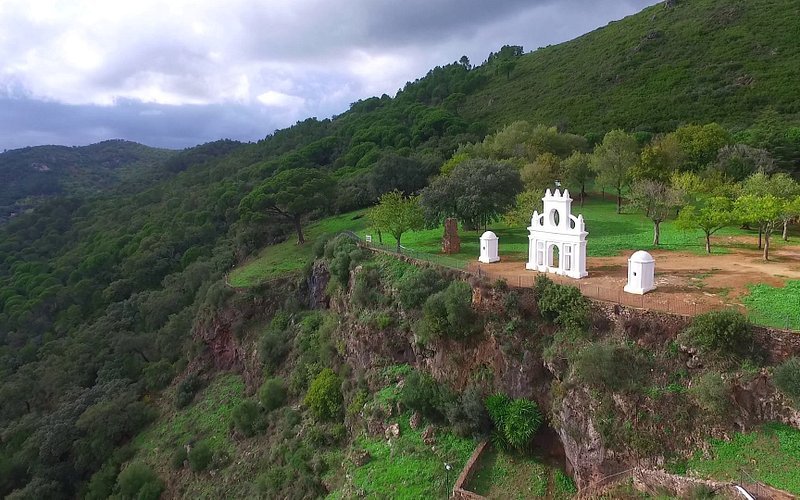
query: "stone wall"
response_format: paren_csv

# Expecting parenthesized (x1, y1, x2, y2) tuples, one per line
(451, 441, 489, 500)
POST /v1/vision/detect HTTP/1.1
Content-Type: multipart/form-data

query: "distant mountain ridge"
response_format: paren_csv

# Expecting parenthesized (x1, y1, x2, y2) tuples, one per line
(0, 139, 176, 222)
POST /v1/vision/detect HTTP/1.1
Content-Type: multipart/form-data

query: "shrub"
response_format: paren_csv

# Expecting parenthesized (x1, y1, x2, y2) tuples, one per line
(84, 462, 118, 500)
(401, 370, 448, 421)
(485, 394, 542, 450)
(681, 310, 754, 363)
(170, 447, 188, 470)
(418, 280, 481, 342)
(774, 357, 800, 406)
(554, 469, 577, 495)
(259, 377, 288, 412)
(142, 359, 175, 391)
(324, 235, 368, 287)
(312, 233, 334, 258)
(260, 313, 292, 373)
(572, 340, 647, 391)
(175, 373, 203, 409)
(351, 263, 384, 307)
(188, 441, 214, 472)
(116, 463, 164, 500)
(444, 386, 491, 438)
(397, 268, 447, 309)
(304, 368, 343, 421)
(232, 400, 264, 437)
(689, 371, 730, 415)
(535, 275, 588, 327)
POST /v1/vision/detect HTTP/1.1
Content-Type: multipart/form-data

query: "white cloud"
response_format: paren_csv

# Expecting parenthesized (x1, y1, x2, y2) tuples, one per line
(0, 0, 659, 149)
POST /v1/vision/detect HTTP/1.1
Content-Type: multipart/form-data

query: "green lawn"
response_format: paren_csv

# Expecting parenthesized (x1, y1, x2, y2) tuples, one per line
(742, 281, 800, 330)
(133, 373, 245, 468)
(467, 447, 576, 499)
(228, 210, 368, 287)
(231, 197, 790, 288)
(686, 423, 800, 494)
(328, 416, 475, 499)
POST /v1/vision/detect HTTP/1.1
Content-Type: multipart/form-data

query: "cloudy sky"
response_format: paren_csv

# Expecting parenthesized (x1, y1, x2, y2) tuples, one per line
(0, 0, 658, 151)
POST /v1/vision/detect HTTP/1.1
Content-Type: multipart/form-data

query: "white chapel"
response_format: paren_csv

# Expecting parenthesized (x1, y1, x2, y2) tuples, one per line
(526, 189, 588, 279)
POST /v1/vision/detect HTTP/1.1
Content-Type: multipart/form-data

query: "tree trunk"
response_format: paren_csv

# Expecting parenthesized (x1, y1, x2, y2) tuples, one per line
(705, 233, 711, 254)
(616, 189, 622, 214)
(294, 216, 305, 244)
(763, 232, 770, 261)
(580, 184, 586, 207)
(395, 237, 401, 253)
(653, 221, 660, 245)
(758, 226, 762, 250)
(783, 219, 789, 241)
(377, 229, 383, 244)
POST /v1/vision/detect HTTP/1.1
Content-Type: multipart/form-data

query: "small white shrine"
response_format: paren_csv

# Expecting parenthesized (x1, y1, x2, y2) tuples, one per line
(624, 250, 656, 295)
(479, 231, 500, 264)
(526, 189, 588, 279)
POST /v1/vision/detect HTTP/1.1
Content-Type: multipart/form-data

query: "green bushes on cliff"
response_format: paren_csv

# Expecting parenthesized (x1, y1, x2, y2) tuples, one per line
(115, 463, 164, 500)
(397, 267, 448, 309)
(232, 400, 265, 437)
(485, 393, 543, 451)
(688, 371, 731, 415)
(571, 340, 648, 392)
(417, 280, 482, 343)
(304, 368, 343, 421)
(680, 310, 755, 364)
(774, 357, 800, 407)
(534, 275, 588, 328)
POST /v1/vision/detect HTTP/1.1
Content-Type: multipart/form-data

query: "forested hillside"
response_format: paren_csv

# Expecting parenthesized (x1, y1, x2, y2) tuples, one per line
(1, 0, 800, 497)
(0, 140, 177, 222)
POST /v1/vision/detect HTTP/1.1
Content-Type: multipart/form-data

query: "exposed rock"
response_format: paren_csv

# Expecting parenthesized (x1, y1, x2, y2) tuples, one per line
(409, 411, 422, 430)
(422, 425, 436, 446)
(352, 449, 371, 467)
(385, 423, 400, 440)
(307, 261, 330, 309)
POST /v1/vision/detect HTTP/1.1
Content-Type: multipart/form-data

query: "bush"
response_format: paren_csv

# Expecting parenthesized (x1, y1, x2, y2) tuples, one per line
(142, 359, 175, 391)
(170, 447, 188, 470)
(535, 275, 588, 327)
(774, 357, 800, 406)
(188, 441, 214, 472)
(232, 400, 264, 437)
(401, 370, 449, 421)
(572, 340, 647, 392)
(260, 313, 292, 373)
(445, 386, 491, 438)
(418, 280, 481, 342)
(397, 268, 447, 309)
(312, 233, 334, 258)
(116, 463, 164, 500)
(351, 263, 384, 307)
(681, 310, 754, 363)
(485, 394, 542, 450)
(304, 368, 343, 421)
(689, 371, 730, 415)
(259, 377, 288, 412)
(324, 235, 368, 287)
(175, 373, 203, 409)
(84, 462, 118, 500)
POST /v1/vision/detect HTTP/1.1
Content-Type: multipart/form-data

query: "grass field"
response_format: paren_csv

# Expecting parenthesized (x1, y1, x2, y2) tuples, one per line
(230, 196, 790, 288)
(742, 281, 800, 330)
(228, 210, 368, 287)
(686, 423, 800, 494)
(328, 416, 475, 499)
(467, 447, 576, 499)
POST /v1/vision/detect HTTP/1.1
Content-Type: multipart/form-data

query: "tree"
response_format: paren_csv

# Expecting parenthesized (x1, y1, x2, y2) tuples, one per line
(304, 368, 343, 421)
(632, 134, 684, 182)
(743, 172, 799, 245)
(239, 168, 335, 244)
(367, 190, 424, 252)
(561, 152, 593, 206)
(590, 130, 638, 213)
(629, 180, 682, 245)
(735, 193, 784, 261)
(673, 123, 731, 172)
(420, 159, 521, 230)
(676, 197, 736, 253)
(714, 144, 774, 182)
(521, 152, 561, 194)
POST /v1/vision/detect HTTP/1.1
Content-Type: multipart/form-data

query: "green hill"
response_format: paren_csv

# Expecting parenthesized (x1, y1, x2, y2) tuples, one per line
(0, 140, 176, 222)
(458, 0, 800, 134)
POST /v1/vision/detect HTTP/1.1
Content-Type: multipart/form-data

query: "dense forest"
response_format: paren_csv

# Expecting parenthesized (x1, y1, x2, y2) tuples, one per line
(1, 0, 800, 497)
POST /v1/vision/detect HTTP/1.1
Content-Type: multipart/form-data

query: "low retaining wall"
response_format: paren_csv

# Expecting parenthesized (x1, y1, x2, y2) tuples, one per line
(451, 441, 489, 500)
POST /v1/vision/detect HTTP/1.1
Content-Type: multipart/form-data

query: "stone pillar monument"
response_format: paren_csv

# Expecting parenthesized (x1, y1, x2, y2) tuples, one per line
(442, 218, 461, 254)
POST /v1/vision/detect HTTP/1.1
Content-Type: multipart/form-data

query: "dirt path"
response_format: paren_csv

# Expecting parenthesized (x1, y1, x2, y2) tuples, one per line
(468, 244, 800, 314)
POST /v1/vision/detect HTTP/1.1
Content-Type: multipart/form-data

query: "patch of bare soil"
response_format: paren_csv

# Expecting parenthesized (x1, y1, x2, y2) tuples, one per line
(469, 244, 800, 315)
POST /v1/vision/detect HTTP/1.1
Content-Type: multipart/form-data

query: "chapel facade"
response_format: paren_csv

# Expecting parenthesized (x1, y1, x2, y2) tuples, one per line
(526, 188, 588, 279)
